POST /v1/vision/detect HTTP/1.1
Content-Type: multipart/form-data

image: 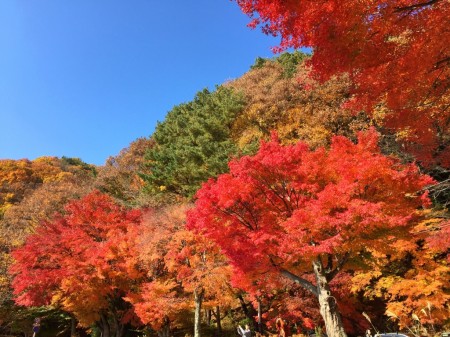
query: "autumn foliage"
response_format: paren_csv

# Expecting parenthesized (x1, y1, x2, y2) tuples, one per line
(227, 52, 367, 149)
(2, 15, 449, 334)
(129, 205, 191, 332)
(235, 0, 449, 167)
(187, 129, 434, 335)
(10, 191, 143, 334)
(0, 157, 95, 314)
(129, 204, 234, 336)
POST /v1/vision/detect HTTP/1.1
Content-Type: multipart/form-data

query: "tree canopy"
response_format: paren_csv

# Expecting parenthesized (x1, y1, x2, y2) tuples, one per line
(187, 129, 434, 337)
(143, 87, 246, 198)
(235, 0, 449, 167)
(10, 191, 143, 337)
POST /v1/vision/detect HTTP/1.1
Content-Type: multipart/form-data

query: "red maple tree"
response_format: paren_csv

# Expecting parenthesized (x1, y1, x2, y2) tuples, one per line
(10, 191, 143, 337)
(234, 0, 449, 167)
(187, 129, 433, 337)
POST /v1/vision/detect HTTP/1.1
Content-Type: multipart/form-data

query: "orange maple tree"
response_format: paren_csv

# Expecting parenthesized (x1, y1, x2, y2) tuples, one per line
(129, 205, 191, 337)
(187, 129, 433, 337)
(234, 0, 449, 167)
(0, 157, 95, 313)
(165, 225, 234, 337)
(351, 214, 450, 330)
(130, 204, 234, 337)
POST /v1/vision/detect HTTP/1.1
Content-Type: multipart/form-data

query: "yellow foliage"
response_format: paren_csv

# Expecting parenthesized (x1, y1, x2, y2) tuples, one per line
(374, 276, 401, 297)
(395, 128, 413, 141)
(227, 59, 369, 150)
(351, 270, 382, 293)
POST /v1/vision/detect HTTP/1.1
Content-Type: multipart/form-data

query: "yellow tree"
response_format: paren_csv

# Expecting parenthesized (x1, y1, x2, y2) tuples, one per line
(227, 53, 368, 150)
(352, 214, 450, 332)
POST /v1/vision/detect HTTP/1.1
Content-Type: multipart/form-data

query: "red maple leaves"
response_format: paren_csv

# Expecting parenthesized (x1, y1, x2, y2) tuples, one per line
(235, 0, 449, 167)
(10, 191, 143, 327)
(187, 129, 434, 336)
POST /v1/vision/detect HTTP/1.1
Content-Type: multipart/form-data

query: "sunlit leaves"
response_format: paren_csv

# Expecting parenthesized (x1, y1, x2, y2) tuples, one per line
(235, 0, 449, 167)
(95, 137, 154, 205)
(188, 129, 433, 330)
(131, 204, 235, 332)
(143, 87, 246, 198)
(10, 191, 143, 328)
(227, 53, 368, 150)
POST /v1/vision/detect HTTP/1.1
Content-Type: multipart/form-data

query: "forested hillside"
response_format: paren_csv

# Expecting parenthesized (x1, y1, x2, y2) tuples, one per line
(1, 44, 448, 337)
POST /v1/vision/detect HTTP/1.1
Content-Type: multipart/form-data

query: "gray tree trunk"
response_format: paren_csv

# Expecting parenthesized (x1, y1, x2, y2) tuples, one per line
(206, 309, 212, 326)
(194, 287, 205, 337)
(257, 298, 262, 333)
(111, 315, 124, 337)
(280, 257, 348, 337)
(70, 316, 77, 337)
(312, 259, 347, 337)
(99, 313, 110, 337)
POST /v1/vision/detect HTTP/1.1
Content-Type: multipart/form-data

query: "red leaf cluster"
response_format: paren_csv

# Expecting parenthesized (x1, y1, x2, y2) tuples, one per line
(187, 128, 433, 304)
(235, 0, 449, 166)
(9, 191, 143, 326)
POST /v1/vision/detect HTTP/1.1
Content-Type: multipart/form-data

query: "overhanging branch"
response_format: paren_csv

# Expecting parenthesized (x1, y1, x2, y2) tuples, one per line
(280, 268, 318, 297)
(394, 0, 441, 12)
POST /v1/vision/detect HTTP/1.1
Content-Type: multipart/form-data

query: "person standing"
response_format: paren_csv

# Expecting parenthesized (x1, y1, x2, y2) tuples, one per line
(276, 318, 286, 337)
(237, 324, 252, 337)
(32, 318, 41, 337)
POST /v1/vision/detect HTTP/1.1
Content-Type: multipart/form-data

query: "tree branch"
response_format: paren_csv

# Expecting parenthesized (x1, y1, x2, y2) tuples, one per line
(434, 56, 450, 70)
(325, 254, 333, 274)
(325, 252, 350, 281)
(280, 268, 318, 297)
(394, 0, 441, 12)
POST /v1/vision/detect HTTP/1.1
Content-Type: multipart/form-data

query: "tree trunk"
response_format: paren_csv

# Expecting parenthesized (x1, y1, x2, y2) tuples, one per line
(257, 298, 262, 333)
(111, 315, 125, 337)
(280, 259, 348, 337)
(206, 309, 212, 326)
(98, 313, 110, 337)
(313, 259, 347, 337)
(70, 316, 77, 337)
(216, 306, 222, 334)
(237, 293, 258, 327)
(194, 287, 205, 337)
(156, 316, 171, 337)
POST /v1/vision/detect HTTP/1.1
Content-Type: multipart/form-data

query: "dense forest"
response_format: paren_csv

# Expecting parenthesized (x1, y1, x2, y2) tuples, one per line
(1, 1, 449, 337)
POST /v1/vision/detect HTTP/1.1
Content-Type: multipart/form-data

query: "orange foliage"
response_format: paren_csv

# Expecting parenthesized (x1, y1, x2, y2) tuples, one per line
(131, 204, 235, 332)
(95, 137, 154, 205)
(0, 157, 96, 305)
(352, 216, 450, 329)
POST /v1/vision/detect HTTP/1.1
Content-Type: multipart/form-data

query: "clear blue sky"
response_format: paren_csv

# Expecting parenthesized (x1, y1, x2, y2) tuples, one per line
(0, 1, 281, 165)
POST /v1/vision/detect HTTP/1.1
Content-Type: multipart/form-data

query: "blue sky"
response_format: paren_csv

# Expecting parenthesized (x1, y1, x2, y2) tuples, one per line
(0, 1, 281, 165)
